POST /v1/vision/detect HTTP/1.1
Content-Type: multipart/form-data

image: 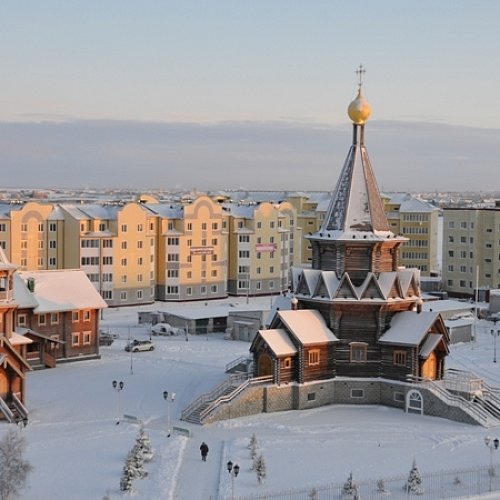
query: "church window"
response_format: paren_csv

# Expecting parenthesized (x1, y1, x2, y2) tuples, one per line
(393, 350, 407, 367)
(308, 349, 320, 366)
(350, 342, 367, 362)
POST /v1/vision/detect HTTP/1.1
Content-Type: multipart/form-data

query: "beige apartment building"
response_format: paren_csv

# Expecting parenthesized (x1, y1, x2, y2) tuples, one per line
(287, 194, 326, 266)
(147, 195, 228, 301)
(0, 201, 64, 271)
(0, 195, 304, 305)
(442, 206, 500, 297)
(382, 193, 440, 276)
(59, 202, 158, 307)
(225, 201, 301, 296)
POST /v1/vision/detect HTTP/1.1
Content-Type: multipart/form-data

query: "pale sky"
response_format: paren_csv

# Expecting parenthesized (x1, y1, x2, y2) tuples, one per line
(1, 1, 499, 191)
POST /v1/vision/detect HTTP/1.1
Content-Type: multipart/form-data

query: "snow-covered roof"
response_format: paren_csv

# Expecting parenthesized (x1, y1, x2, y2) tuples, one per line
(419, 333, 443, 359)
(422, 300, 474, 313)
(277, 309, 338, 345)
(13, 274, 38, 308)
(17, 270, 108, 313)
(258, 329, 298, 356)
(378, 311, 440, 346)
(8, 331, 33, 346)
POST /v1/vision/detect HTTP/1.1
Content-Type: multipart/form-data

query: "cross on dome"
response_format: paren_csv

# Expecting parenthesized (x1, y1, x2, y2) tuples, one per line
(355, 64, 366, 90)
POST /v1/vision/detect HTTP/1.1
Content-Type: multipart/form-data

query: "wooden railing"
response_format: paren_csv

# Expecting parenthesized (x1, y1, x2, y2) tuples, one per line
(0, 396, 14, 423)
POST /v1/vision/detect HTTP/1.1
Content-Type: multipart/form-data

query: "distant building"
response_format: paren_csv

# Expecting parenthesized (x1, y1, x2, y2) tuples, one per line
(224, 201, 301, 297)
(383, 193, 440, 277)
(442, 207, 500, 297)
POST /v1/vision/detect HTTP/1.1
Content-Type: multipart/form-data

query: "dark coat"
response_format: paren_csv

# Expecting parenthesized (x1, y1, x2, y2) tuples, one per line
(200, 442, 209, 456)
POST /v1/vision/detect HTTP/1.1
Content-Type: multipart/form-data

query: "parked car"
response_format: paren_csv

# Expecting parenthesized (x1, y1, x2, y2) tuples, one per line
(99, 333, 115, 346)
(151, 323, 185, 336)
(125, 340, 155, 352)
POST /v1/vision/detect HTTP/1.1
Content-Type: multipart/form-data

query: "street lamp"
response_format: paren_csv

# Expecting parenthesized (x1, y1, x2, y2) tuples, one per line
(491, 317, 499, 363)
(163, 391, 176, 437)
(227, 460, 240, 500)
(112, 380, 124, 425)
(484, 436, 499, 491)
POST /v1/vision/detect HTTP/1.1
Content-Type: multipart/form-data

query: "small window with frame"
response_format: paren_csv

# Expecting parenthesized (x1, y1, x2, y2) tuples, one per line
(308, 349, 320, 366)
(393, 350, 407, 367)
(283, 357, 292, 369)
(72, 311, 79, 322)
(350, 342, 367, 363)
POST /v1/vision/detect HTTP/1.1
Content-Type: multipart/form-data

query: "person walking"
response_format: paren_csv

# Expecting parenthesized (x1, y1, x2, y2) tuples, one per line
(200, 442, 209, 461)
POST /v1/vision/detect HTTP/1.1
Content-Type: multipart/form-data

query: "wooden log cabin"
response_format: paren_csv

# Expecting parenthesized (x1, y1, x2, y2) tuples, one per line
(250, 79, 450, 385)
(0, 250, 31, 423)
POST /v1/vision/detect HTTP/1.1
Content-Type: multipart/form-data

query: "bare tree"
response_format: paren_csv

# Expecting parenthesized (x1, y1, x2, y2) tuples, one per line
(0, 428, 33, 500)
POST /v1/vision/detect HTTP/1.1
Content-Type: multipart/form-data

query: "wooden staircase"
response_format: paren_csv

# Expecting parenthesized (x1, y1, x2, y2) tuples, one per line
(0, 393, 28, 424)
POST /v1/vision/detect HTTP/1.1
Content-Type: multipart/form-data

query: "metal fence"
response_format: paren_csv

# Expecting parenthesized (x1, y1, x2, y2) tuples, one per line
(234, 463, 500, 500)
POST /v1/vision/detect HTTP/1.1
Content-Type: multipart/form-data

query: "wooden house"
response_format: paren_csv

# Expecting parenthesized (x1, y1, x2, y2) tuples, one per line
(15, 270, 107, 367)
(0, 250, 31, 422)
(250, 309, 338, 385)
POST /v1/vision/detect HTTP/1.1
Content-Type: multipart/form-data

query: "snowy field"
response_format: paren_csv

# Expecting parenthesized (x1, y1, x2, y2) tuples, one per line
(4, 297, 500, 499)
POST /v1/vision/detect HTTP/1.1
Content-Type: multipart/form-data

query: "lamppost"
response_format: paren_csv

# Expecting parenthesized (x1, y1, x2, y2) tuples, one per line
(492, 317, 499, 363)
(227, 460, 240, 500)
(484, 436, 499, 491)
(112, 380, 124, 425)
(163, 391, 176, 437)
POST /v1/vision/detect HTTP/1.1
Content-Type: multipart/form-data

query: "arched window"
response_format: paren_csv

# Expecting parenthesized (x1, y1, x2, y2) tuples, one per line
(406, 389, 423, 415)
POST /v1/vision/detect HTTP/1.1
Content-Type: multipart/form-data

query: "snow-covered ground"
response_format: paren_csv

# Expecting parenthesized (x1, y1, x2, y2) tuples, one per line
(4, 297, 500, 499)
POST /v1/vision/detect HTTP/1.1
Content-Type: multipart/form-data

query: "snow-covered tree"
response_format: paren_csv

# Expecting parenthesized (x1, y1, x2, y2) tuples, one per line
(249, 433, 258, 462)
(341, 472, 359, 500)
(254, 454, 266, 484)
(136, 426, 153, 462)
(0, 428, 33, 500)
(376, 478, 387, 493)
(404, 459, 424, 495)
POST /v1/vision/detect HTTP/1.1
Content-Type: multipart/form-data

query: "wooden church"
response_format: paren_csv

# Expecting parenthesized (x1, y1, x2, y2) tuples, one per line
(250, 71, 449, 386)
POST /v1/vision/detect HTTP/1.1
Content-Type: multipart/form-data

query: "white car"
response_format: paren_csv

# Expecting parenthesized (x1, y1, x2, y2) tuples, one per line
(125, 340, 155, 352)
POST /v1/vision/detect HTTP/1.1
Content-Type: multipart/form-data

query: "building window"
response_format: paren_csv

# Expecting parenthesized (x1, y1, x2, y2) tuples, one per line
(71, 333, 80, 346)
(210, 285, 217, 293)
(393, 350, 407, 367)
(121, 258, 127, 266)
(350, 343, 367, 362)
(121, 241, 127, 249)
(308, 349, 320, 366)
(121, 224, 127, 232)
(137, 290, 143, 299)
(49, 257, 56, 266)
(200, 285, 207, 295)
(166, 286, 179, 294)
(351, 389, 364, 399)
(307, 392, 316, 401)
(186, 287, 192, 296)
(120, 291, 128, 301)
(239, 235, 250, 243)
(269, 281, 274, 289)
(186, 223, 192, 231)
(72, 311, 79, 322)
(167, 269, 179, 278)
(51, 313, 59, 325)
(103, 256, 113, 265)
(17, 314, 27, 327)
(83, 310, 91, 321)
(83, 332, 91, 345)
(239, 250, 250, 258)
(283, 357, 292, 369)
(137, 224, 143, 232)
(103, 239, 113, 248)
(49, 223, 57, 232)
(187, 271, 192, 279)
(201, 223, 207, 230)
(211, 270, 217, 277)
(102, 290, 112, 300)
(121, 275, 127, 283)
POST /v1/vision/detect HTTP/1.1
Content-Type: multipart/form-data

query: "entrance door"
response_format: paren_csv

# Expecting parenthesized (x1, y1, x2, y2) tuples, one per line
(421, 351, 438, 380)
(258, 354, 273, 377)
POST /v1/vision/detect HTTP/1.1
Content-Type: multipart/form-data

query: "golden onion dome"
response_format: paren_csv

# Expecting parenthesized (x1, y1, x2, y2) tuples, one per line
(347, 89, 371, 125)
